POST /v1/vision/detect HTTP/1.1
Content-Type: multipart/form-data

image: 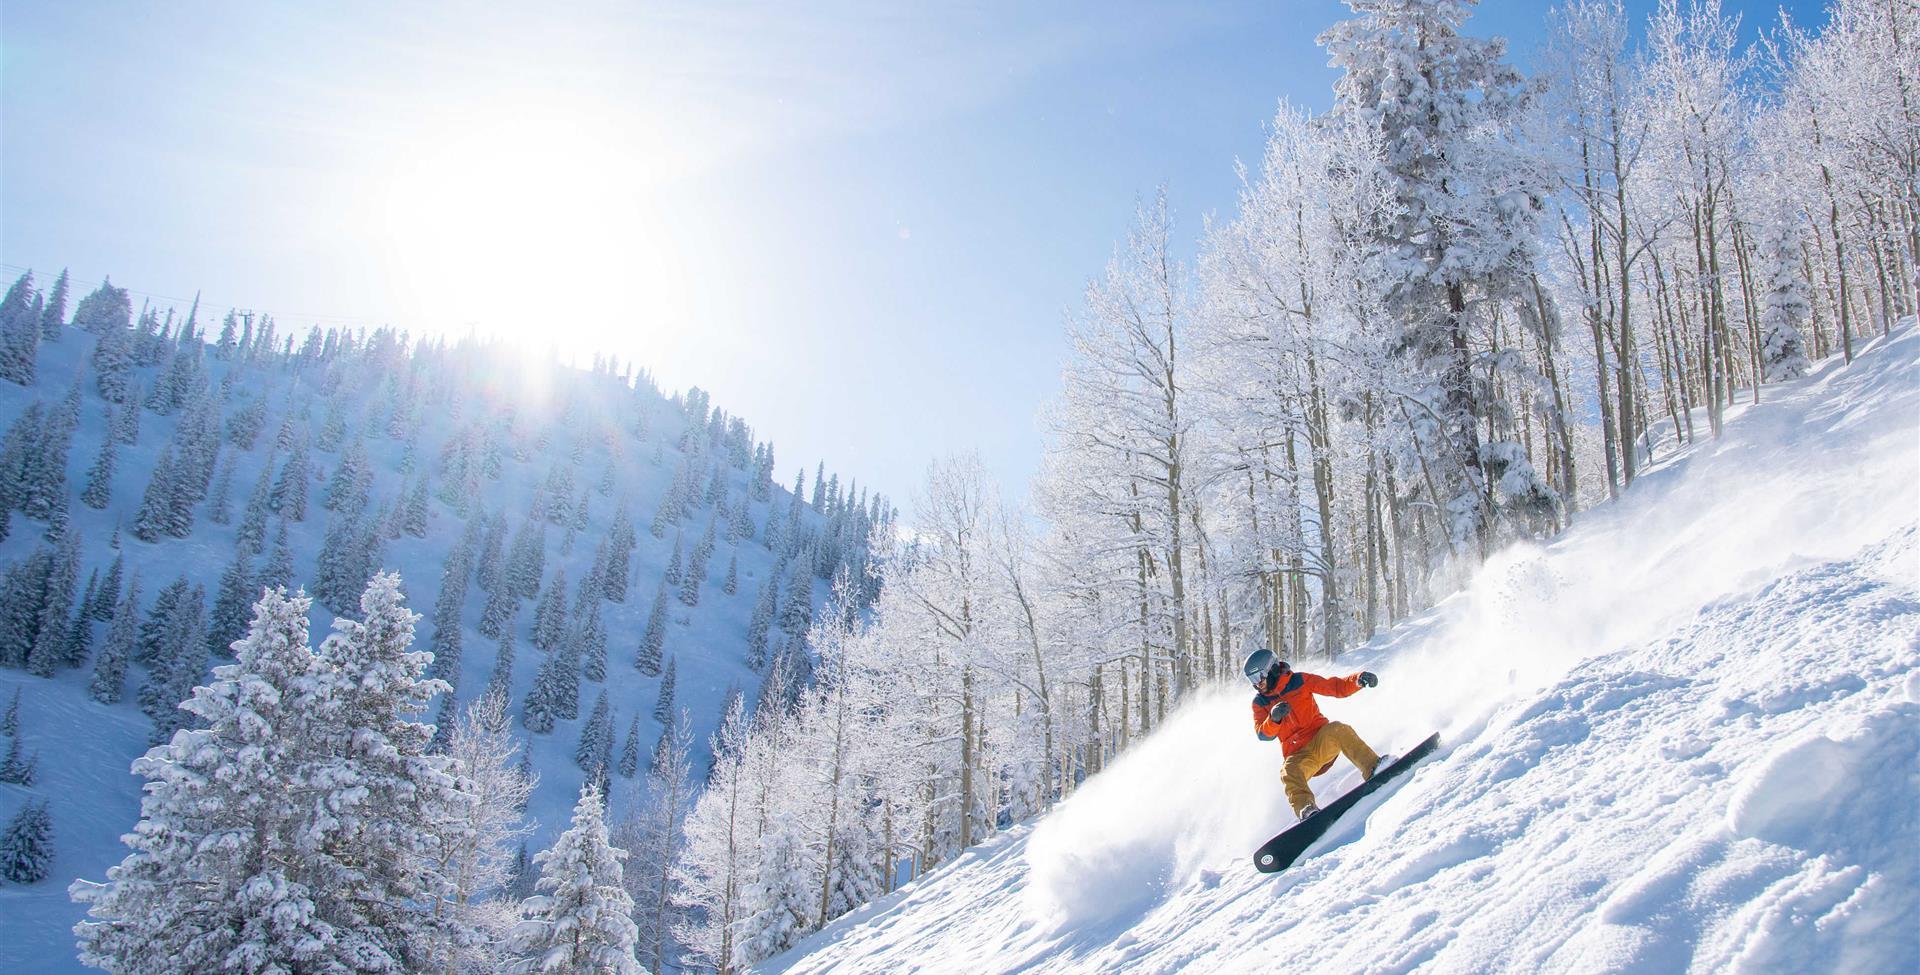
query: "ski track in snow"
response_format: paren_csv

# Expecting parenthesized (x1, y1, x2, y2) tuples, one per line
(761, 324, 1920, 975)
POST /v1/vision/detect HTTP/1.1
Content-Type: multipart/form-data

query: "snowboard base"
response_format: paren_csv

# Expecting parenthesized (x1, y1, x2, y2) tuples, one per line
(1253, 731, 1441, 874)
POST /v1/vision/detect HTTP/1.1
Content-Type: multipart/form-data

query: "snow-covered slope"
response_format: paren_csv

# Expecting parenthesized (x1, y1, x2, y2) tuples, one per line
(760, 323, 1920, 975)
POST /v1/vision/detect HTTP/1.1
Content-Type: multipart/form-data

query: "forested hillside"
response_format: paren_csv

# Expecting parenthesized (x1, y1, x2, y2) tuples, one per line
(0, 273, 889, 973)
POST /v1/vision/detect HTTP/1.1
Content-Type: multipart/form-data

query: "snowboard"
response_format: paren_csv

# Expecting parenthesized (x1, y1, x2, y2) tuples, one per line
(1253, 732, 1441, 874)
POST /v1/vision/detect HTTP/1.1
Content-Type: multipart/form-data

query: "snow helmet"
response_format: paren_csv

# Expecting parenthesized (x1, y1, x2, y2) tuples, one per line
(1242, 648, 1279, 688)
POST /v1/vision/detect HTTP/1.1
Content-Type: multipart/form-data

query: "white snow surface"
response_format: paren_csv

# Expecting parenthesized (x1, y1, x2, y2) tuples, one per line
(761, 324, 1920, 975)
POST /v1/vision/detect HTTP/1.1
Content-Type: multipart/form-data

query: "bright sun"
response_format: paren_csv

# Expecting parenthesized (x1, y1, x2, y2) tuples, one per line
(371, 106, 705, 367)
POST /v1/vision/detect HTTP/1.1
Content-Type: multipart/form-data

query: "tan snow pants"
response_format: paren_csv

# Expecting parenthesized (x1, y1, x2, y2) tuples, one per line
(1282, 721, 1381, 815)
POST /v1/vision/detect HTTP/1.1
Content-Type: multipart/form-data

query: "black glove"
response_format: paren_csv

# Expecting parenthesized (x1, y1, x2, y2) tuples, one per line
(1267, 701, 1291, 722)
(1357, 672, 1378, 688)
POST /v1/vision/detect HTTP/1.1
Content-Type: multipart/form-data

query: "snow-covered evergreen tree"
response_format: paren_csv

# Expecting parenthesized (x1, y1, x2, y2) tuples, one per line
(575, 690, 613, 773)
(636, 579, 667, 676)
(73, 587, 337, 974)
(26, 529, 80, 676)
(577, 597, 608, 683)
(520, 638, 572, 735)
(302, 572, 461, 971)
(0, 271, 41, 386)
(664, 532, 684, 587)
(91, 554, 123, 622)
(505, 783, 644, 975)
(0, 727, 36, 786)
(207, 548, 256, 658)
(39, 268, 69, 341)
(88, 581, 139, 704)
(234, 460, 274, 555)
(141, 585, 208, 745)
(653, 656, 677, 722)
(80, 432, 114, 510)
(532, 567, 570, 653)
(778, 557, 814, 636)
(618, 713, 643, 778)
(1758, 207, 1814, 382)
(0, 799, 53, 883)
(259, 521, 295, 592)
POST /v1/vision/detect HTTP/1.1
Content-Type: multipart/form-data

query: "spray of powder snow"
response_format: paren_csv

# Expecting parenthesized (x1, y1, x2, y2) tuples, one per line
(1026, 324, 1918, 928)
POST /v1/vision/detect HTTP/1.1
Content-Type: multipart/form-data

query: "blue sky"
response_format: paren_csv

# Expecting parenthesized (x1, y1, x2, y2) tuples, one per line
(0, 0, 1820, 512)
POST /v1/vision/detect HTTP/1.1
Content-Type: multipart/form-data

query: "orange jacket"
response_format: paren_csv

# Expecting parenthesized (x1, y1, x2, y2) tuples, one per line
(1250, 671, 1365, 756)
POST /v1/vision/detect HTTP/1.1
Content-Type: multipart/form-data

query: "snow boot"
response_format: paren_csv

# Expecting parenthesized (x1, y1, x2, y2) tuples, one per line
(1297, 803, 1320, 821)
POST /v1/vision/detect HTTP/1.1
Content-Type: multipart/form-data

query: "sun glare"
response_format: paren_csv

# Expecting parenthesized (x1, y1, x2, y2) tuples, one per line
(371, 106, 706, 368)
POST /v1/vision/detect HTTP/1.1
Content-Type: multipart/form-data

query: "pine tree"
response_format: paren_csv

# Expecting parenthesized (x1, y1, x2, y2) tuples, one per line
(574, 690, 613, 774)
(74, 587, 343, 973)
(428, 543, 472, 685)
(1, 686, 17, 736)
(304, 573, 462, 970)
(136, 576, 190, 667)
(207, 547, 256, 658)
(521, 652, 563, 734)
(259, 520, 296, 591)
(618, 714, 643, 778)
(0, 550, 53, 668)
(39, 268, 69, 341)
(679, 518, 716, 607)
(723, 554, 739, 596)
(636, 579, 667, 676)
(664, 532, 684, 586)
(23, 386, 79, 519)
(487, 635, 517, 702)
(61, 600, 94, 670)
(234, 459, 274, 555)
(778, 557, 814, 636)
(653, 656, 677, 723)
(205, 455, 236, 525)
(506, 518, 546, 600)
(505, 783, 643, 975)
(0, 270, 40, 385)
(746, 578, 777, 670)
(0, 799, 52, 883)
(142, 586, 208, 745)
(577, 598, 608, 683)
(605, 507, 635, 600)
(1758, 208, 1814, 382)
(532, 568, 570, 653)
(0, 402, 45, 515)
(89, 580, 140, 704)
(270, 439, 309, 521)
(130, 447, 179, 543)
(479, 556, 517, 639)
(109, 392, 139, 443)
(26, 530, 81, 677)
(402, 478, 430, 537)
(92, 554, 123, 622)
(81, 431, 115, 509)
(0, 729, 35, 785)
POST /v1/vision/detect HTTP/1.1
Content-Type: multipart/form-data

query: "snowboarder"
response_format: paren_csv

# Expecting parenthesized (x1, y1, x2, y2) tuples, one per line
(1244, 648, 1382, 820)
